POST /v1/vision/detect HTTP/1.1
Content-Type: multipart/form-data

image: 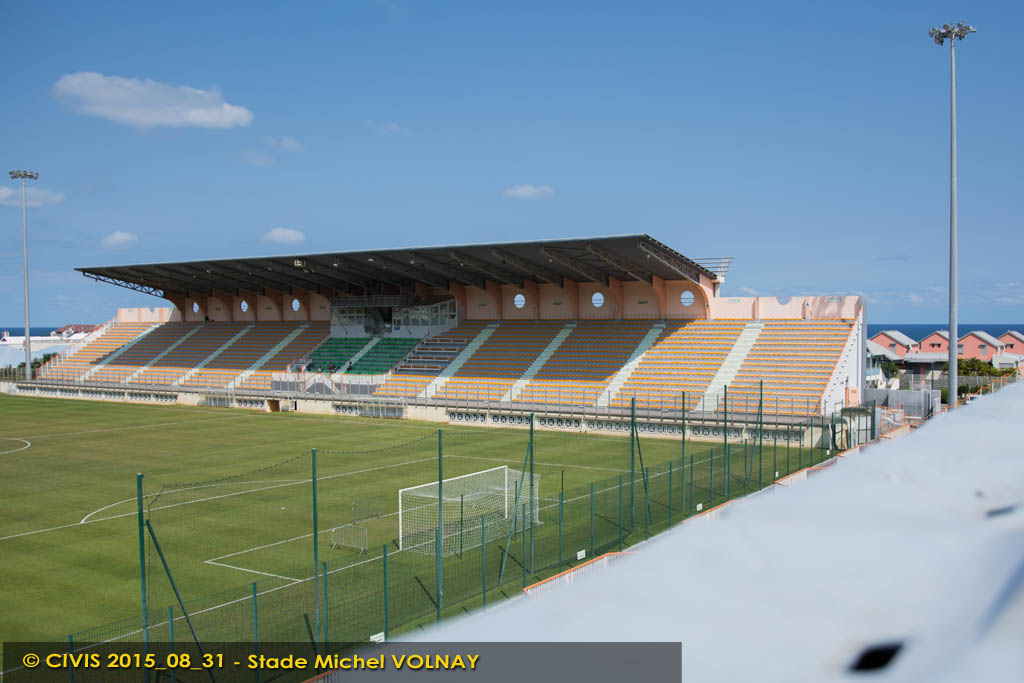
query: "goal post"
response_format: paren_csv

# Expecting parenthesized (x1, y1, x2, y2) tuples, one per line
(398, 465, 540, 556)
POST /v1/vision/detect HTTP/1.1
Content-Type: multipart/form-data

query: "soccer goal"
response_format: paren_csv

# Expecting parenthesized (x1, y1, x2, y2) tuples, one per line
(331, 524, 368, 553)
(398, 466, 541, 556)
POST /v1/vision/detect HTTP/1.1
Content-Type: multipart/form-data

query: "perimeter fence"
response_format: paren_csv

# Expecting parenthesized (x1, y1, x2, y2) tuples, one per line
(49, 393, 881, 680)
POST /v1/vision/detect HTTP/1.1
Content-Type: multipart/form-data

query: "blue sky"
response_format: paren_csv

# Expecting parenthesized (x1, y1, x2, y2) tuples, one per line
(2, 0, 1022, 326)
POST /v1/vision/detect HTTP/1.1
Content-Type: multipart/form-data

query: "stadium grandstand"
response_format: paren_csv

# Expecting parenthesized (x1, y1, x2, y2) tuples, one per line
(15, 234, 865, 427)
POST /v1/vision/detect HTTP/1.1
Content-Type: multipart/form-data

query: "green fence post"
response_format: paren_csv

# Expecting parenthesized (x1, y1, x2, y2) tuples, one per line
(136, 473, 149, 648)
(168, 606, 175, 683)
(557, 490, 564, 568)
(382, 544, 389, 640)
(681, 453, 686, 518)
(773, 398, 778, 480)
(618, 475, 623, 552)
(798, 421, 803, 470)
(758, 380, 764, 488)
(821, 414, 826, 462)
(481, 517, 487, 609)
(630, 398, 636, 530)
(251, 582, 258, 645)
(724, 386, 730, 503)
(67, 634, 75, 683)
(322, 561, 329, 647)
(690, 452, 694, 514)
(522, 503, 528, 588)
(311, 448, 320, 646)
(668, 461, 673, 527)
(643, 467, 649, 540)
(436, 429, 443, 624)
(529, 413, 535, 573)
(589, 483, 595, 557)
(144, 521, 213, 683)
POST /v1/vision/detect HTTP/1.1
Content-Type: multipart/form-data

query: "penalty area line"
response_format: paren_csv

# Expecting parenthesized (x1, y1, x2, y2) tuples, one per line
(203, 559, 301, 583)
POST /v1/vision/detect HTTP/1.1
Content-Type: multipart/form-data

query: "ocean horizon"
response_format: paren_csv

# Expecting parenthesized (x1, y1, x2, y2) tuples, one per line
(866, 323, 1023, 342)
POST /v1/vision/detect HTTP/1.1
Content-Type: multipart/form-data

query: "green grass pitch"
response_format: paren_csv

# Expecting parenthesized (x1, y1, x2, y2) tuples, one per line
(0, 393, 818, 647)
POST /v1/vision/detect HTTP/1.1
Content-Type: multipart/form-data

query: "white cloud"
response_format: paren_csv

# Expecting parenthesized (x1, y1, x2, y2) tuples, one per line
(907, 293, 925, 304)
(502, 184, 555, 199)
(52, 72, 253, 129)
(375, 0, 407, 18)
(265, 136, 304, 151)
(261, 227, 305, 244)
(100, 231, 138, 248)
(0, 186, 66, 208)
(993, 282, 1024, 305)
(241, 150, 276, 167)
(365, 121, 409, 135)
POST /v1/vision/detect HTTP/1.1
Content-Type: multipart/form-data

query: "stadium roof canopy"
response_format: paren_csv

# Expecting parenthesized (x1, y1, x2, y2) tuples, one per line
(77, 234, 723, 299)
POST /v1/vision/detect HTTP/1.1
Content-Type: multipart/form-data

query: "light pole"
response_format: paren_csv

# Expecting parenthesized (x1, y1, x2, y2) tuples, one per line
(928, 22, 975, 408)
(9, 170, 38, 381)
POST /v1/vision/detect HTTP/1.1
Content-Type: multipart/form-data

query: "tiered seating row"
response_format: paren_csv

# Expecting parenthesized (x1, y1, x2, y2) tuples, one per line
(307, 338, 371, 373)
(517, 321, 654, 405)
(184, 323, 298, 389)
(348, 338, 420, 375)
(241, 323, 330, 390)
(132, 323, 251, 385)
(374, 322, 489, 398)
(611, 320, 747, 411)
(725, 321, 854, 415)
(39, 322, 157, 380)
(90, 323, 201, 383)
(435, 322, 564, 401)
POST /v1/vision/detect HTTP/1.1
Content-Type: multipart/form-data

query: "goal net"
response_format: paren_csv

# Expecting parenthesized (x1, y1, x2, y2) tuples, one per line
(399, 466, 541, 556)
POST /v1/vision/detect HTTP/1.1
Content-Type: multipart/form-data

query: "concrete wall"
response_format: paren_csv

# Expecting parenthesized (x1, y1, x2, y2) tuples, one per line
(115, 307, 175, 323)
(820, 308, 866, 414)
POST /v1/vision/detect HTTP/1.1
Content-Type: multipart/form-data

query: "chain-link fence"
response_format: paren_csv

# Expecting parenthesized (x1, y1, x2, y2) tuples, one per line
(52, 396, 878, 678)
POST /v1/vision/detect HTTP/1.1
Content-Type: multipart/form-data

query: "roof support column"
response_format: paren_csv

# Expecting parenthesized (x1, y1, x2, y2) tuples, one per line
(447, 282, 467, 321)
(607, 277, 624, 319)
(650, 275, 666, 320)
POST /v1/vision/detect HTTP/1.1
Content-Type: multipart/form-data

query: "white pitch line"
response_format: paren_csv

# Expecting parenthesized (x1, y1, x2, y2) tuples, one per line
(1, 455, 437, 542)
(79, 478, 305, 524)
(0, 438, 31, 455)
(449, 453, 629, 473)
(9, 413, 260, 440)
(207, 508, 403, 564)
(204, 559, 301, 583)
(208, 532, 317, 562)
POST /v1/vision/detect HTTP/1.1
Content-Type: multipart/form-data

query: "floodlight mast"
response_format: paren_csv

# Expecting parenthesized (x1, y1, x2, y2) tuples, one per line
(928, 22, 974, 409)
(9, 170, 39, 381)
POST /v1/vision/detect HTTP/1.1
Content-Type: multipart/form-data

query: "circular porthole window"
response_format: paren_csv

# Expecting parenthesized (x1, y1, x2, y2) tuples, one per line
(680, 291, 695, 307)
(513, 293, 526, 309)
(291, 298, 301, 312)
(592, 292, 605, 308)
(240, 300, 249, 313)
(192, 302, 199, 314)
